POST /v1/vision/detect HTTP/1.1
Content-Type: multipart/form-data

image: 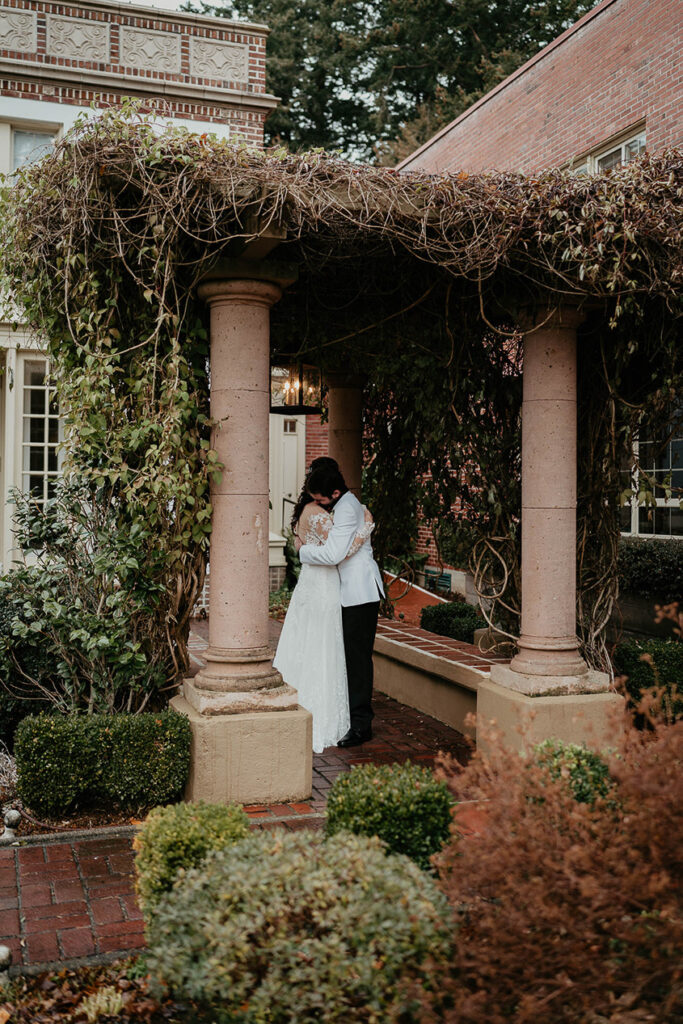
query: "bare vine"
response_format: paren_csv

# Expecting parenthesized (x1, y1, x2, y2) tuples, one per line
(0, 102, 681, 677)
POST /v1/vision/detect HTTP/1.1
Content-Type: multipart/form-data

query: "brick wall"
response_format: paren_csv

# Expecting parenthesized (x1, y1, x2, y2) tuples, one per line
(304, 415, 329, 471)
(400, 0, 682, 173)
(0, 0, 274, 142)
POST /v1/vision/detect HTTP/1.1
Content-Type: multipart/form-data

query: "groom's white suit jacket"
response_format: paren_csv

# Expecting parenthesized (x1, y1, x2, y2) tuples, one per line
(298, 491, 385, 607)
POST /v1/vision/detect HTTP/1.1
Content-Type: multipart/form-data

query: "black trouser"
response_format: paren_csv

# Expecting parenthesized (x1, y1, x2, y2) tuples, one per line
(341, 601, 380, 732)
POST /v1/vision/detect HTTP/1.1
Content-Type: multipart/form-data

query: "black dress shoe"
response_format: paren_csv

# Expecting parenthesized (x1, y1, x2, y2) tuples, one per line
(337, 728, 373, 748)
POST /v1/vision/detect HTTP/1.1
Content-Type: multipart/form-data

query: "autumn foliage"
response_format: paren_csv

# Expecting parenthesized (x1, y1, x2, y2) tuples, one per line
(399, 719, 683, 1024)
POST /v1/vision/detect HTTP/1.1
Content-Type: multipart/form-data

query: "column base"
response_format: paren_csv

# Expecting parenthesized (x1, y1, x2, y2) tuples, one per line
(193, 646, 283, 692)
(183, 677, 299, 716)
(490, 662, 610, 696)
(477, 677, 625, 756)
(170, 694, 312, 804)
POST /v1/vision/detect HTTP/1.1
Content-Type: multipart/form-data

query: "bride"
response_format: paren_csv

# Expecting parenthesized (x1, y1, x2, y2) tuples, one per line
(273, 478, 374, 753)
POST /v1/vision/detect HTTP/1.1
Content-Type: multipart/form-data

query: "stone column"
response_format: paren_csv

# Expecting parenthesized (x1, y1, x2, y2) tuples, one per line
(171, 260, 312, 804)
(512, 307, 590, 680)
(482, 307, 618, 753)
(325, 373, 364, 497)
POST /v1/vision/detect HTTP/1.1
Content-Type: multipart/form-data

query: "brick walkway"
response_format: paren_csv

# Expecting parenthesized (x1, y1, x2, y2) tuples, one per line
(1, 690, 470, 970)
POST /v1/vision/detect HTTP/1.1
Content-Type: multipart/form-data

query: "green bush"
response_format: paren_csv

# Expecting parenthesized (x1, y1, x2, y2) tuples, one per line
(134, 801, 250, 916)
(0, 592, 54, 748)
(145, 830, 452, 1023)
(0, 482, 169, 716)
(14, 711, 191, 817)
(533, 739, 614, 805)
(613, 637, 683, 721)
(618, 536, 683, 602)
(325, 761, 454, 870)
(420, 600, 483, 643)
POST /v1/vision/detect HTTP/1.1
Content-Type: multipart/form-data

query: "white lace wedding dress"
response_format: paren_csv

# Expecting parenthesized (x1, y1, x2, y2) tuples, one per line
(273, 503, 373, 753)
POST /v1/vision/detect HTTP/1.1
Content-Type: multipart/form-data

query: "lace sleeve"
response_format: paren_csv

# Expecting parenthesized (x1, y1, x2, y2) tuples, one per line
(299, 506, 333, 546)
(345, 507, 375, 559)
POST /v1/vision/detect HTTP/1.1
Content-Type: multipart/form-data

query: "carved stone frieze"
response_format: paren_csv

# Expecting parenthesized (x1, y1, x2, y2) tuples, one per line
(46, 16, 109, 62)
(120, 26, 181, 74)
(0, 8, 37, 53)
(190, 37, 249, 82)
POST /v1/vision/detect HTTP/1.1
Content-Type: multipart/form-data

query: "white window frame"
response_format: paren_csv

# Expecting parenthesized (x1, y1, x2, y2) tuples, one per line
(0, 117, 61, 177)
(621, 414, 683, 539)
(566, 124, 646, 175)
(19, 355, 64, 509)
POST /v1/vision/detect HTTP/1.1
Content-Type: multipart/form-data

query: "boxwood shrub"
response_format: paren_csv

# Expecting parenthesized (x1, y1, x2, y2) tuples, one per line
(134, 801, 250, 917)
(534, 739, 614, 805)
(325, 761, 454, 870)
(145, 830, 452, 1024)
(14, 710, 191, 817)
(613, 638, 683, 721)
(617, 537, 683, 602)
(420, 600, 483, 643)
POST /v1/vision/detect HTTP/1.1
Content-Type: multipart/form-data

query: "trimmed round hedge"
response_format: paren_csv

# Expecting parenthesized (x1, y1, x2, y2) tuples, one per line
(134, 800, 250, 916)
(145, 830, 452, 1023)
(420, 600, 483, 643)
(325, 761, 454, 870)
(534, 739, 614, 805)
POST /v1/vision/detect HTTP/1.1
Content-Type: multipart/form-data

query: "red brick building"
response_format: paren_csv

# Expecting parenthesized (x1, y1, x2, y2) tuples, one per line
(398, 0, 682, 176)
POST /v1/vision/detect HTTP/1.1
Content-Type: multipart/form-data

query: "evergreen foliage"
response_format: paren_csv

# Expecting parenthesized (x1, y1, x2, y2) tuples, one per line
(145, 830, 452, 1022)
(189, 0, 595, 161)
(533, 738, 614, 805)
(0, 482, 168, 713)
(134, 801, 250, 916)
(613, 637, 683, 722)
(618, 536, 683, 603)
(14, 711, 191, 817)
(420, 601, 483, 643)
(325, 761, 455, 870)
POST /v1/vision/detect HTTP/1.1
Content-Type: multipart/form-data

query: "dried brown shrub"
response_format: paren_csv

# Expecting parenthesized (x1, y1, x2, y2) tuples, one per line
(398, 721, 683, 1024)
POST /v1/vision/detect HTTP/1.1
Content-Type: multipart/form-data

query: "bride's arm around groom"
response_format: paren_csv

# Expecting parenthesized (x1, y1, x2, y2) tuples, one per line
(297, 491, 360, 567)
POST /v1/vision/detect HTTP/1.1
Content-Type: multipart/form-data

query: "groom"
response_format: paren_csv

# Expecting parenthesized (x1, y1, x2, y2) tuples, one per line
(294, 463, 384, 747)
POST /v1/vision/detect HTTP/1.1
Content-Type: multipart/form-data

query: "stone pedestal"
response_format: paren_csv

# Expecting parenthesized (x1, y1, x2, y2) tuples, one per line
(173, 696, 312, 804)
(325, 372, 365, 497)
(477, 678, 624, 756)
(176, 260, 312, 804)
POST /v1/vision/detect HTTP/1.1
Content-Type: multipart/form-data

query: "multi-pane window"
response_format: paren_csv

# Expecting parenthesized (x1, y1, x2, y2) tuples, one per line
(620, 407, 683, 537)
(12, 129, 55, 172)
(569, 129, 646, 175)
(596, 131, 646, 173)
(21, 359, 63, 507)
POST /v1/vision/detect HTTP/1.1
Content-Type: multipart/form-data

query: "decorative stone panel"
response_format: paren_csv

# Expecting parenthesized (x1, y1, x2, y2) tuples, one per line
(46, 16, 109, 62)
(0, 8, 37, 52)
(119, 26, 181, 74)
(190, 37, 249, 83)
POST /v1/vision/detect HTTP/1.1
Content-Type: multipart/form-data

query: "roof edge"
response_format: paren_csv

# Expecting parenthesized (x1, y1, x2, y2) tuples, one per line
(397, 0, 619, 171)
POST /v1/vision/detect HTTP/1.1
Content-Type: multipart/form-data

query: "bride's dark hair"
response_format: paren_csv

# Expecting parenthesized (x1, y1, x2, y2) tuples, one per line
(291, 485, 314, 531)
(291, 457, 339, 531)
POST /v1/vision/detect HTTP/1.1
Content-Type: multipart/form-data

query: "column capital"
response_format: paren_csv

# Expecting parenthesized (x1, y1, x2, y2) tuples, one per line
(198, 257, 298, 303)
(198, 277, 284, 309)
(518, 303, 586, 334)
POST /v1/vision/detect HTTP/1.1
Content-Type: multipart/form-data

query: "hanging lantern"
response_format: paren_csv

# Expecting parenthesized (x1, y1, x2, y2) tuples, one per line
(270, 363, 322, 414)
